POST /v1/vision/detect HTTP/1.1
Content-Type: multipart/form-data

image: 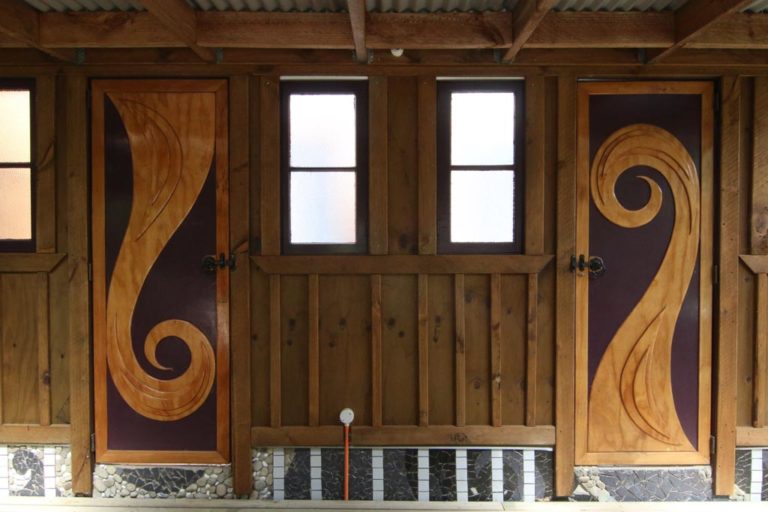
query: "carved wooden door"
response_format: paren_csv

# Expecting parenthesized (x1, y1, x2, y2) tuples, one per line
(91, 80, 229, 463)
(575, 82, 713, 464)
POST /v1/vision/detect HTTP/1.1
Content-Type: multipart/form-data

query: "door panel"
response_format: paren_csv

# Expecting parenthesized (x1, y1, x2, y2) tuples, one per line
(575, 82, 713, 465)
(92, 80, 229, 463)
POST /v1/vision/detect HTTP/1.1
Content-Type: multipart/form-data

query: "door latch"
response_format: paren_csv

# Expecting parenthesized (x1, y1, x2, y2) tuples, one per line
(570, 254, 606, 278)
(201, 252, 236, 274)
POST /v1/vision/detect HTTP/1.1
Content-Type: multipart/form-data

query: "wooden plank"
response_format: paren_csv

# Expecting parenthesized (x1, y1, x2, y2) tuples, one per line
(554, 74, 576, 497)
(500, 274, 527, 426)
(754, 273, 768, 428)
(347, 0, 367, 63)
(388, 77, 418, 256)
(260, 76, 281, 256)
(319, 276, 371, 425)
(418, 274, 429, 426)
(382, 276, 418, 425)
(0, 2, 74, 62)
(36, 273, 50, 427)
(465, 274, 490, 426)
(502, 0, 558, 62)
(715, 75, 741, 497)
(752, 77, 768, 255)
(428, 275, 456, 426)
(253, 254, 553, 275)
(0, 424, 69, 444)
(65, 73, 91, 496)
(35, 75, 56, 253)
(418, 77, 437, 255)
(455, 274, 466, 427)
(0, 254, 65, 273)
(251, 425, 555, 446)
(270, 274, 282, 428)
(490, 273, 502, 427)
(736, 426, 768, 445)
(1, 274, 40, 424)
(140, 0, 215, 62)
(526, 273, 539, 427)
(528, 12, 673, 49)
(280, 276, 308, 427)
(369, 76, 388, 255)
(308, 274, 320, 427)
(228, 74, 251, 496)
(649, 0, 753, 63)
(526, 75, 547, 255)
(370, 275, 383, 427)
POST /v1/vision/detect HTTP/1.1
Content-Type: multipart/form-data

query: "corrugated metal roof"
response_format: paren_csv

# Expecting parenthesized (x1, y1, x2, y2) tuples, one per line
(553, 0, 685, 11)
(744, 0, 768, 13)
(24, 0, 145, 11)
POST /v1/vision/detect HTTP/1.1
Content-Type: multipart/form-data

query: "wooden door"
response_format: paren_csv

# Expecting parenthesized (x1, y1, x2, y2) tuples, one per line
(575, 82, 713, 465)
(91, 80, 229, 463)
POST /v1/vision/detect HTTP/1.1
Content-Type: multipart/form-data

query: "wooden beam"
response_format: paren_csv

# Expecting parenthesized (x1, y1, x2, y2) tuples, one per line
(347, 0, 367, 63)
(649, 0, 753, 63)
(139, 0, 215, 62)
(0, 1, 74, 62)
(0, 254, 65, 273)
(503, 0, 558, 62)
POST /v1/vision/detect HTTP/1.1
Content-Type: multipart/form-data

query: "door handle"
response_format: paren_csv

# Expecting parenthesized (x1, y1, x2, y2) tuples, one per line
(570, 255, 606, 278)
(201, 252, 236, 274)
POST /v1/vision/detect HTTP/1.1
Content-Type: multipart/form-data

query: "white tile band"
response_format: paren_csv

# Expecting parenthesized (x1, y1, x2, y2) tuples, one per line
(272, 448, 285, 501)
(455, 449, 468, 502)
(372, 448, 384, 501)
(491, 449, 504, 502)
(417, 449, 430, 501)
(310, 448, 322, 500)
(522, 449, 536, 503)
(751, 449, 763, 502)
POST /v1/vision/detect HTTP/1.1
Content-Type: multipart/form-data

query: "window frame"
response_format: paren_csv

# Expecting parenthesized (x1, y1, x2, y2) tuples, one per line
(436, 80, 525, 254)
(280, 80, 369, 255)
(0, 78, 35, 253)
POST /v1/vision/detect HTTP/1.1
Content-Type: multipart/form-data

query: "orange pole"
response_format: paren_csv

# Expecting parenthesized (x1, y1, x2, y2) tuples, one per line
(343, 424, 350, 501)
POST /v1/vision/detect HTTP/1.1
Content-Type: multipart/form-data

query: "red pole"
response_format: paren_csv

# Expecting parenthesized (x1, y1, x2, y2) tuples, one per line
(343, 424, 350, 501)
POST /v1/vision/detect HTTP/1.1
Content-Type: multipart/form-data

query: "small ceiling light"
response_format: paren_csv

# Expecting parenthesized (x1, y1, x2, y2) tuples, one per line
(390, 48, 404, 57)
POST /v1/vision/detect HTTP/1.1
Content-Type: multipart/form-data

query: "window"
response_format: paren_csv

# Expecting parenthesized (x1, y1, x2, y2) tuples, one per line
(437, 81, 524, 254)
(281, 80, 368, 254)
(0, 79, 34, 252)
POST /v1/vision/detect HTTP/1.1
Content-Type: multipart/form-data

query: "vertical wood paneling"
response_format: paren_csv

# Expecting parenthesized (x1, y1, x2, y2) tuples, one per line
(715, 75, 741, 496)
(490, 273, 502, 427)
(427, 275, 455, 425)
(455, 274, 466, 427)
(371, 274, 383, 427)
(751, 77, 768, 255)
(754, 274, 767, 427)
(308, 274, 320, 427)
(281, 276, 308, 426)
(388, 77, 418, 255)
(229, 74, 252, 495)
(501, 274, 526, 426)
(260, 76, 280, 256)
(36, 75, 56, 253)
(465, 274, 490, 426)
(65, 73, 92, 496)
(526, 273, 539, 426)
(554, 74, 576, 497)
(382, 275, 418, 425)
(370, 76, 389, 255)
(270, 274, 282, 428)
(36, 273, 50, 426)
(418, 273, 429, 426)
(319, 276, 371, 426)
(418, 77, 437, 255)
(1, 274, 40, 424)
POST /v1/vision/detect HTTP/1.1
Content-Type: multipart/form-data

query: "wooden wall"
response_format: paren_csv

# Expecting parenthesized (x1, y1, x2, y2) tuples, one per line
(0, 64, 765, 499)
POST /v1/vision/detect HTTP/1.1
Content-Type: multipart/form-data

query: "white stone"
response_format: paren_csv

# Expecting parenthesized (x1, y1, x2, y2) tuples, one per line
(93, 480, 106, 493)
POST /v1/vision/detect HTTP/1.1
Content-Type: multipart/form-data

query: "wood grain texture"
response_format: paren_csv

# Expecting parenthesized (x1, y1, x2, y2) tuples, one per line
(270, 274, 282, 428)
(0, 1, 74, 61)
(455, 274, 466, 427)
(754, 273, 767, 427)
(382, 275, 418, 425)
(417, 77, 437, 255)
(36, 273, 50, 426)
(140, 0, 214, 61)
(0, 254, 65, 273)
(500, 275, 527, 427)
(418, 274, 429, 426)
(716, 76, 741, 496)
(0, 425, 69, 444)
(490, 274, 502, 427)
(465, 275, 490, 426)
(526, 273, 539, 426)
(259, 77, 281, 256)
(280, 276, 308, 426)
(347, 0, 367, 63)
(503, 0, 558, 62)
(371, 275, 383, 427)
(428, 275, 455, 425)
(369, 76, 388, 255)
(751, 77, 768, 254)
(35, 75, 56, 253)
(308, 274, 320, 427)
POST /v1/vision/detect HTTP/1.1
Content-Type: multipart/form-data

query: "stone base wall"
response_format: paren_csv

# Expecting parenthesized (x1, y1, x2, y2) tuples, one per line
(0, 446, 72, 497)
(571, 466, 714, 502)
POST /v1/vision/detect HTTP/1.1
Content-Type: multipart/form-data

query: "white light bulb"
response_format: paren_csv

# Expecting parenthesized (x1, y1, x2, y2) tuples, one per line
(339, 408, 355, 426)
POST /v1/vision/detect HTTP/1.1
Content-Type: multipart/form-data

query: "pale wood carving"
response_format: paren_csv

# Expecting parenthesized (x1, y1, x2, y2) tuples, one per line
(588, 123, 699, 452)
(105, 92, 216, 421)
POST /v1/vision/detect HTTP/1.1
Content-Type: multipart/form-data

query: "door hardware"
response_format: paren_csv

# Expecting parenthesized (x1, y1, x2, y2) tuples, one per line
(201, 252, 236, 274)
(570, 254, 606, 278)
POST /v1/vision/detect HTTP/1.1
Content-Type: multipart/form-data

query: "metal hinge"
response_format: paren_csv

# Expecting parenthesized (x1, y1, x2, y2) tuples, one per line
(87, 262, 93, 282)
(90, 433, 96, 453)
(710, 435, 716, 454)
(713, 264, 719, 286)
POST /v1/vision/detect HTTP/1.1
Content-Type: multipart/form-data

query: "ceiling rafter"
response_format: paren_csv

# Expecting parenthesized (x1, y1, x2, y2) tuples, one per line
(648, 0, 754, 63)
(139, 0, 216, 62)
(0, 0, 75, 62)
(503, 0, 558, 63)
(347, 0, 368, 63)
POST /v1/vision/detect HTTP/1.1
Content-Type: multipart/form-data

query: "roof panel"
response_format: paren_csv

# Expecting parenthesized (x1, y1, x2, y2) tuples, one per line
(744, 0, 768, 13)
(23, 0, 144, 10)
(554, 0, 685, 11)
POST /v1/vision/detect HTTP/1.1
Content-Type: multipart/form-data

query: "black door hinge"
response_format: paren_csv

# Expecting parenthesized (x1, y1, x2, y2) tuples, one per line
(90, 433, 96, 453)
(710, 435, 716, 455)
(87, 262, 93, 282)
(713, 264, 719, 286)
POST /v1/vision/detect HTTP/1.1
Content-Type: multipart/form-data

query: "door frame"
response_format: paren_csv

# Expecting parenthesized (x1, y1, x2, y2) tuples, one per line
(574, 81, 714, 465)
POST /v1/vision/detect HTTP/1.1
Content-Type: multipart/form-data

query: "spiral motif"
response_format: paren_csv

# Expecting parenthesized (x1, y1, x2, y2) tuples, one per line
(587, 124, 699, 451)
(105, 93, 216, 422)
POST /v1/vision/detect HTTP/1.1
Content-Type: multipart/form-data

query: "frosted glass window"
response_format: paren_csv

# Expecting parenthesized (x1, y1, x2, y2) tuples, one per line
(451, 92, 515, 166)
(290, 94, 356, 168)
(0, 168, 32, 240)
(290, 172, 356, 244)
(0, 90, 31, 163)
(451, 170, 514, 243)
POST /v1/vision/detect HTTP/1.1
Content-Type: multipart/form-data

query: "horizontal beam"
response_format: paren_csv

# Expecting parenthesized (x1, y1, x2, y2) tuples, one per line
(251, 425, 556, 446)
(252, 254, 553, 275)
(736, 426, 768, 446)
(0, 424, 69, 444)
(25, 11, 768, 51)
(0, 253, 66, 273)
